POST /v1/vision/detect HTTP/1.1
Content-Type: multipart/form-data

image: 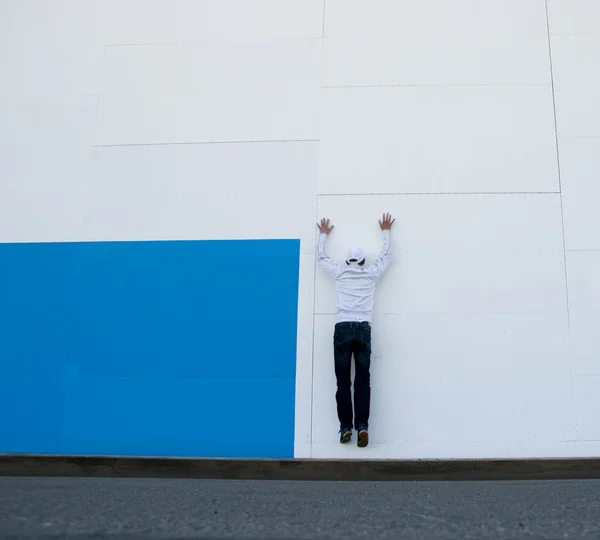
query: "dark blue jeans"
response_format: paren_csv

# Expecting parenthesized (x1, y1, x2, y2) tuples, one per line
(333, 321, 371, 432)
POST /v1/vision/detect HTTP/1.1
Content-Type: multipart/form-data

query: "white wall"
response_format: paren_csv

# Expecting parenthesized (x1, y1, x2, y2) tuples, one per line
(1, 0, 599, 459)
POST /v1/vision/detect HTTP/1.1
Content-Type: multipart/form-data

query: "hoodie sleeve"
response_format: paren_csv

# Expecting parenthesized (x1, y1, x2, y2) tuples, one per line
(317, 233, 342, 279)
(367, 230, 392, 280)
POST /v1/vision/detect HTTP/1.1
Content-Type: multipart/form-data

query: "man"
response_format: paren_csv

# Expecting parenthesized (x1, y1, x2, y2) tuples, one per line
(316, 213, 395, 448)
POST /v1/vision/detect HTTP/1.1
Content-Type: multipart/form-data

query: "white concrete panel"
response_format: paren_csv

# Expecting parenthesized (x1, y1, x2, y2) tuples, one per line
(0, 97, 97, 200)
(294, 254, 316, 457)
(548, 0, 600, 36)
(296, 255, 317, 380)
(95, 40, 321, 146)
(319, 86, 559, 194)
(323, 0, 550, 87)
(572, 357, 600, 376)
(325, 0, 541, 40)
(90, 141, 317, 201)
(314, 194, 567, 315)
(551, 36, 600, 137)
(572, 441, 600, 457)
(566, 252, 600, 358)
(170, 0, 324, 43)
(0, 0, 87, 48)
(374, 313, 569, 382)
(0, 43, 103, 98)
(312, 313, 572, 455)
(0, 0, 176, 47)
(0, 2, 102, 96)
(0, 200, 85, 243)
(88, 142, 317, 251)
(82, 194, 315, 251)
(559, 138, 600, 251)
(316, 194, 564, 253)
(293, 376, 313, 459)
(574, 375, 600, 441)
(0, 0, 323, 47)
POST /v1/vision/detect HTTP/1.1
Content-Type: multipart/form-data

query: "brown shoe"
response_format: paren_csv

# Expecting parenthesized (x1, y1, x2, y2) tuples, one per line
(357, 429, 369, 448)
(339, 428, 352, 444)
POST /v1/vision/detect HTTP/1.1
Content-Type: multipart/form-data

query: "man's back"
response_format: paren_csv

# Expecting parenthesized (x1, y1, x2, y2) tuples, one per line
(332, 265, 380, 323)
(317, 226, 392, 323)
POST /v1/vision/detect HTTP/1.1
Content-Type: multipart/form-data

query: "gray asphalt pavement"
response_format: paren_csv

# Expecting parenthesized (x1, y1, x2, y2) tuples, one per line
(1, 476, 600, 539)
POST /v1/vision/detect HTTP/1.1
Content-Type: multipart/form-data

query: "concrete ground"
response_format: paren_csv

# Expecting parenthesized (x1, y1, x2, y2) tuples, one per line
(1, 476, 600, 539)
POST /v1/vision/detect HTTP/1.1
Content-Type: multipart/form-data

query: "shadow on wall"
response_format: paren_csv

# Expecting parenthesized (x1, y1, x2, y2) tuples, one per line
(0, 239, 300, 458)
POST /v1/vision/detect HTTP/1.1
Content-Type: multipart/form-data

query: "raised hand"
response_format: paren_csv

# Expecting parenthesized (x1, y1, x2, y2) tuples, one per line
(379, 213, 395, 230)
(317, 218, 334, 234)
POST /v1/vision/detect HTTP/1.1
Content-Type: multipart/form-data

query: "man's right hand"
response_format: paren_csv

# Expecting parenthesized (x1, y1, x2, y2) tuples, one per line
(317, 218, 334, 234)
(379, 213, 395, 230)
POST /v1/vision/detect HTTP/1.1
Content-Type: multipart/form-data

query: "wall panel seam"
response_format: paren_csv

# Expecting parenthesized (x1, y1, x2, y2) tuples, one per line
(94, 139, 320, 148)
(545, 0, 575, 443)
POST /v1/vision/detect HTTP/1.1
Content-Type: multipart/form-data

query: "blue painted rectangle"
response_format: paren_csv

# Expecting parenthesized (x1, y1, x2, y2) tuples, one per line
(0, 239, 300, 458)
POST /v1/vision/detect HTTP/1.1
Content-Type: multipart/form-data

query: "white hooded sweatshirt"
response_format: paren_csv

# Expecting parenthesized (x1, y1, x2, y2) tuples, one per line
(317, 230, 392, 323)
